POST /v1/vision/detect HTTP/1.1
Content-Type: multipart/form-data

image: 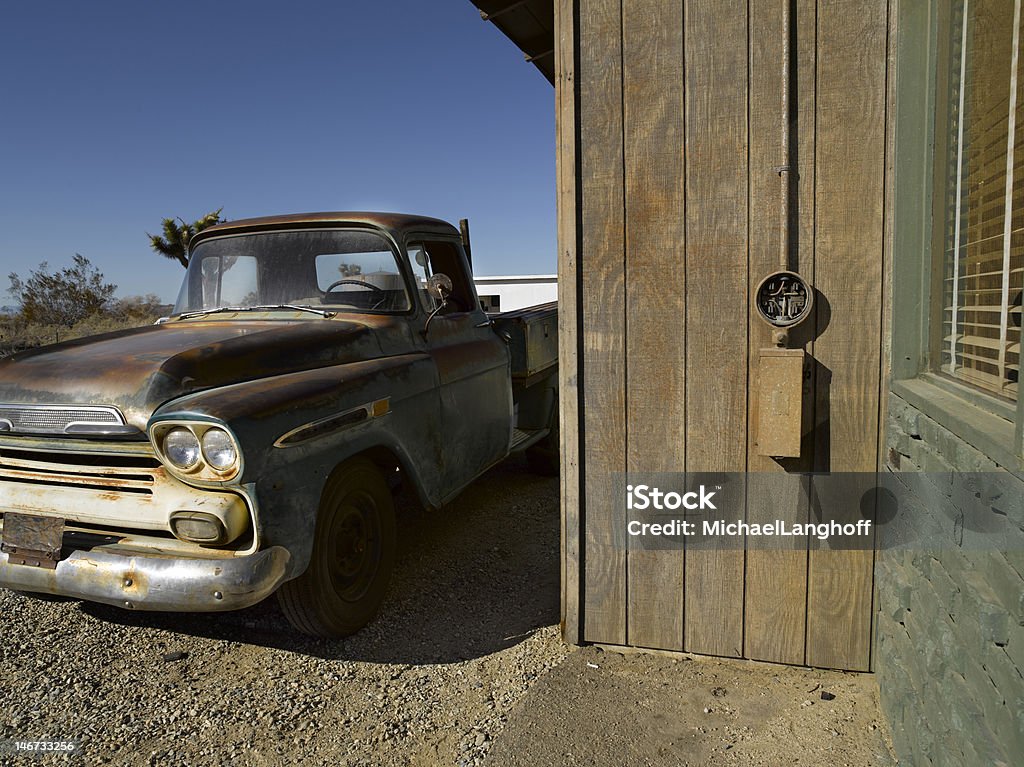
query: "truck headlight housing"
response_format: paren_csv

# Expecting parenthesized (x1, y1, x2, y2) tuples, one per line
(201, 427, 237, 471)
(149, 420, 242, 482)
(165, 427, 201, 469)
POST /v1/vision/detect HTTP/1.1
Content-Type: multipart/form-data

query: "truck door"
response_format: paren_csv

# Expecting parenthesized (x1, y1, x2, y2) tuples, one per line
(408, 238, 512, 494)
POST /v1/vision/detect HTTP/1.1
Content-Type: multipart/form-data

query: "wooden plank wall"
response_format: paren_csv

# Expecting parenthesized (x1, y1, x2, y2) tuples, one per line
(561, 0, 890, 671)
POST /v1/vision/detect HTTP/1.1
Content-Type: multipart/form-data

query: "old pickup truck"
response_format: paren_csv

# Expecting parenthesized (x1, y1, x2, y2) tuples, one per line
(0, 212, 558, 637)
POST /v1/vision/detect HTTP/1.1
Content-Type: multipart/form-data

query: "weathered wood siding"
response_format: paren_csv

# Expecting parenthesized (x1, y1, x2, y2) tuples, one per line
(557, 0, 891, 671)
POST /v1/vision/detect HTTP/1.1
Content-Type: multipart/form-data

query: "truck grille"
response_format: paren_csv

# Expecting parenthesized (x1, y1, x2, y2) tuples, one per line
(0, 445, 160, 496)
(0, 438, 248, 538)
(0, 404, 125, 435)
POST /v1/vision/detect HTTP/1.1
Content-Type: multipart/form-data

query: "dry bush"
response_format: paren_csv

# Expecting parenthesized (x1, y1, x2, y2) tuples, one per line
(0, 295, 171, 359)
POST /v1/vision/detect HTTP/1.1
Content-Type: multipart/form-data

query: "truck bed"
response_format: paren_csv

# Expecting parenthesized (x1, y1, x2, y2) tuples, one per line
(489, 301, 557, 380)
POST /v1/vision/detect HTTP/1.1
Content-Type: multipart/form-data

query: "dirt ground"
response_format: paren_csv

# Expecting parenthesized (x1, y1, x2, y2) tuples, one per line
(484, 646, 896, 767)
(0, 454, 896, 766)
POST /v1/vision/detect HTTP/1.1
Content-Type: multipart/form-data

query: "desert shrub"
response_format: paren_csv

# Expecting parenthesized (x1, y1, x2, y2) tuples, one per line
(0, 297, 170, 358)
(8, 255, 116, 327)
(3, 253, 175, 358)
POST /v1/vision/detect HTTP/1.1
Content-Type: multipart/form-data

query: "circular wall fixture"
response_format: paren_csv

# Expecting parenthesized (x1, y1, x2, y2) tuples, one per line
(754, 271, 813, 328)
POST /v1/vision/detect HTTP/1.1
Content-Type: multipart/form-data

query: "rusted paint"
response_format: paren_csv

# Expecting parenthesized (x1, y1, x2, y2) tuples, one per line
(0, 466, 149, 490)
(157, 354, 436, 425)
(0, 512, 64, 568)
(0, 319, 387, 430)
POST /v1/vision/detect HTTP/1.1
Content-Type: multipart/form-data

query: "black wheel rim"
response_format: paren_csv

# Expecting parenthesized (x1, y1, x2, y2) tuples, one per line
(325, 489, 382, 602)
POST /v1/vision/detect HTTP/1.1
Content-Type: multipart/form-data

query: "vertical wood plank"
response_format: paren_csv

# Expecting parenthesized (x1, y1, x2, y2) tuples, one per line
(623, 0, 687, 651)
(580, 0, 628, 645)
(683, 0, 748, 658)
(556, 0, 582, 645)
(743, 0, 816, 666)
(807, 0, 888, 672)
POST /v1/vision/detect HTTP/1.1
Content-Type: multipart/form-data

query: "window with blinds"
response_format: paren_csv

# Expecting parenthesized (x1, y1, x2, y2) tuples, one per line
(937, 0, 1022, 402)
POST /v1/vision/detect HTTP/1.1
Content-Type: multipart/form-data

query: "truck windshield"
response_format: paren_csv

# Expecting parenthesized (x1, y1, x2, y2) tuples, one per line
(172, 228, 411, 316)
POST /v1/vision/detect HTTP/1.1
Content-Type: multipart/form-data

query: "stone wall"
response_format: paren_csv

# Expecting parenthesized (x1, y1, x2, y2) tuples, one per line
(877, 394, 1024, 764)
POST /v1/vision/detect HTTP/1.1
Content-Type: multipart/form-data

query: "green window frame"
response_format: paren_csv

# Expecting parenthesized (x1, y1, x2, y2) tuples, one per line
(891, 0, 1024, 471)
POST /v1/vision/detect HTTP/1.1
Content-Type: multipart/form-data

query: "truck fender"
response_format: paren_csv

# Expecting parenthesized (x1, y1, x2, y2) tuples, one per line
(149, 354, 446, 574)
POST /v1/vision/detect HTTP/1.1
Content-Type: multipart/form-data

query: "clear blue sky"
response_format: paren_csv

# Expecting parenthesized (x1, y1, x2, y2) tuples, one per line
(0, 1, 555, 303)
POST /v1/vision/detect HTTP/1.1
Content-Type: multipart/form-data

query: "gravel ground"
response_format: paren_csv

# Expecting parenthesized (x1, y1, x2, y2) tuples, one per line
(0, 452, 896, 767)
(0, 454, 566, 766)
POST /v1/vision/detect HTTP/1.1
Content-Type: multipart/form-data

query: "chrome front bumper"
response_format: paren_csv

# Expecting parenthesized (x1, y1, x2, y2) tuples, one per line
(0, 545, 291, 611)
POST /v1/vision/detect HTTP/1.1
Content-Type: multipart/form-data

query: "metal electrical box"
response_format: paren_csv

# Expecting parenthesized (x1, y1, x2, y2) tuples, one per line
(756, 348, 805, 458)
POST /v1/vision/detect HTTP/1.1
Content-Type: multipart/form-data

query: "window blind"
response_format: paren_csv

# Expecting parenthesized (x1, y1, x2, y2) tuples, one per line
(940, 0, 1023, 401)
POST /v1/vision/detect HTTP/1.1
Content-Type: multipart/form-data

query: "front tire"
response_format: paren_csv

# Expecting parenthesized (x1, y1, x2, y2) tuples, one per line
(277, 458, 396, 638)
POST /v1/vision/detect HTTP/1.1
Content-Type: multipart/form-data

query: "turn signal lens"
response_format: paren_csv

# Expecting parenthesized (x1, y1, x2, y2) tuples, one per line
(170, 512, 226, 544)
(164, 427, 200, 469)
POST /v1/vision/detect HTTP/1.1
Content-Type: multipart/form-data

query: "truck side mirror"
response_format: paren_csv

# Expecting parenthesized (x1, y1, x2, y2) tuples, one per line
(421, 273, 453, 339)
(426, 273, 452, 302)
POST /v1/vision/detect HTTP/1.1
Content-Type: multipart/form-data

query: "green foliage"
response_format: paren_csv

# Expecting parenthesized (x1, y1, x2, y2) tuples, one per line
(7, 254, 117, 327)
(147, 208, 224, 268)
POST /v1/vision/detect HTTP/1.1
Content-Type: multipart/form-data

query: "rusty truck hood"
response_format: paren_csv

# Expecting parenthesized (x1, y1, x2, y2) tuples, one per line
(0, 318, 390, 430)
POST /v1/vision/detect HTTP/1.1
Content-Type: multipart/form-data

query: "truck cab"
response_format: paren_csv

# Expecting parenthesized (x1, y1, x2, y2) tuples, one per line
(0, 212, 557, 636)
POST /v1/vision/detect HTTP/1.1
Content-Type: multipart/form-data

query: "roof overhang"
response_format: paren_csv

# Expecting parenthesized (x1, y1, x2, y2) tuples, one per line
(470, 1, 554, 85)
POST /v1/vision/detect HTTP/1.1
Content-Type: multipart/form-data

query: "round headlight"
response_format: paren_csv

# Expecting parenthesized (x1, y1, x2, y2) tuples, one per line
(164, 427, 200, 469)
(201, 428, 237, 471)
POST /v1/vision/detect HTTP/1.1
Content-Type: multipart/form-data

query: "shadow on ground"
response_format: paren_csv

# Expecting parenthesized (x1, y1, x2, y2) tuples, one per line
(79, 453, 560, 665)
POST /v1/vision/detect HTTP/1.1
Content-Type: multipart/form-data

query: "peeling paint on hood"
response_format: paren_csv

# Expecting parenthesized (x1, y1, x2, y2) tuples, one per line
(0, 317, 389, 430)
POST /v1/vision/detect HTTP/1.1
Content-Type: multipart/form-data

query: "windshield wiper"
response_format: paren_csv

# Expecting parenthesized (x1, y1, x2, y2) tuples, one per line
(173, 305, 336, 320)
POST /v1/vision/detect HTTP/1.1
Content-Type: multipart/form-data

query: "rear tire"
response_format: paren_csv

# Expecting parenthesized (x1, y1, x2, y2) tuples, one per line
(277, 458, 396, 638)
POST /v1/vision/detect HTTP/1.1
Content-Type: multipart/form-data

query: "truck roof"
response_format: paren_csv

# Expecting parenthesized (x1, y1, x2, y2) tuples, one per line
(191, 211, 460, 247)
